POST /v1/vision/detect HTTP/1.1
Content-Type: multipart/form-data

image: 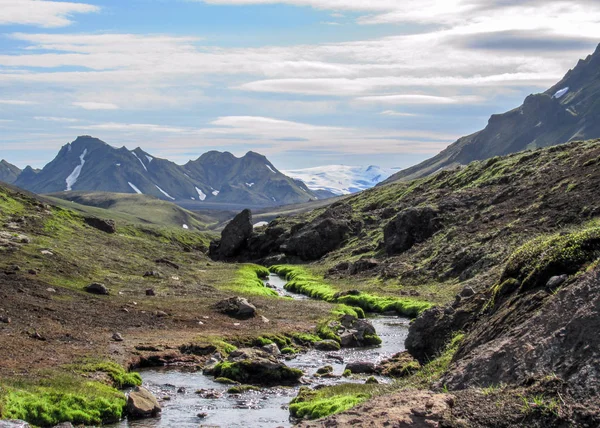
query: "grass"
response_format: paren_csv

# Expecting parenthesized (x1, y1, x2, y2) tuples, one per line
(0, 372, 128, 426)
(501, 226, 600, 292)
(520, 394, 561, 417)
(228, 264, 278, 297)
(289, 384, 375, 420)
(70, 359, 142, 389)
(270, 265, 432, 317)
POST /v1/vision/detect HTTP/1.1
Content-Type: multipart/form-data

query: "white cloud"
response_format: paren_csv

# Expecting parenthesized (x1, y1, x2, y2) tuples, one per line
(34, 116, 79, 122)
(70, 122, 188, 133)
(72, 102, 120, 110)
(0, 99, 38, 105)
(357, 94, 484, 105)
(0, 0, 99, 28)
(380, 110, 420, 117)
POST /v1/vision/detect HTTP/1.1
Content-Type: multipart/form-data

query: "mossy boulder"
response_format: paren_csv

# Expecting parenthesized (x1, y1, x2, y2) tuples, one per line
(208, 348, 303, 386)
(377, 351, 421, 378)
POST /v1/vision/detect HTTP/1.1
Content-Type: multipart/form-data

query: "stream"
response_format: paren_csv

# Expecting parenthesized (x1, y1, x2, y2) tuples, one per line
(111, 273, 410, 428)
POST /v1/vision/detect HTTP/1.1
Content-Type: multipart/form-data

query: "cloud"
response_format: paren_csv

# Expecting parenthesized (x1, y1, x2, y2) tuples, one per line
(357, 94, 484, 105)
(34, 116, 79, 122)
(70, 122, 188, 133)
(0, 0, 99, 28)
(0, 99, 38, 105)
(380, 110, 420, 117)
(72, 102, 120, 110)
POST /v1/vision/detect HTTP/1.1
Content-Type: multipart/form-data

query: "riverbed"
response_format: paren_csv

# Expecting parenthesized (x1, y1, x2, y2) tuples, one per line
(111, 274, 409, 428)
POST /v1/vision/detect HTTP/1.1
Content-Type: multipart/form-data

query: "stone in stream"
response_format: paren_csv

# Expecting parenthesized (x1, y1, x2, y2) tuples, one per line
(127, 387, 162, 419)
(377, 352, 421, 378)
(345, 361, 377, 374)
(206, 348, 303, 385)
(262, 342, 280, 356)
(314, 340, 341, 351)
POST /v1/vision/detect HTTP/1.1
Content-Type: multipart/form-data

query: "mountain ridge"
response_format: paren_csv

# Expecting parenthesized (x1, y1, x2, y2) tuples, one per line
(384, 43, 600, 184)
(13, 136, 318, 207)
(0, 160, 21, 184)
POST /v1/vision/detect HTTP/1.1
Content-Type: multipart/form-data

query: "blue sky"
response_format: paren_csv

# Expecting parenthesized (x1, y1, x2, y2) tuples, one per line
(0, 0, 598, 170)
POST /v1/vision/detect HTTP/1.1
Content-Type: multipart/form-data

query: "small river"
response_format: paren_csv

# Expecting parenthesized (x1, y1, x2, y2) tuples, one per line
(111, 274, 410, 428)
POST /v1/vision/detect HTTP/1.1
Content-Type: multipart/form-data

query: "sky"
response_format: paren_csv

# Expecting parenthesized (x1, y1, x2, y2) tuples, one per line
(0, 0, 598, 170)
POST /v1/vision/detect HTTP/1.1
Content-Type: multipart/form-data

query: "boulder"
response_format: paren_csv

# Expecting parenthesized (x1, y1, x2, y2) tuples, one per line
(283, 217, 352, 261)
(155, 258, 180, 269)
(377, 352, 421, 378)
(146, 289, 156, 296)
(314, 340, 341, 351)
(208, 348, 303, 385)
(0, 421, 31, 428)
(127, 387, 161, 419)
(112, 332, 124, 342)
(546, 274, 568, 290)
(85, 283, 109, 295)
(262, 342, 281, 356)
(349, 258, 379, 275)
(383, 206, 442, 255)
(210, 209, 253, 259)
(84, 217, 116, 234)
(214, 297, 256, 319)
(345, 361, 377, 374)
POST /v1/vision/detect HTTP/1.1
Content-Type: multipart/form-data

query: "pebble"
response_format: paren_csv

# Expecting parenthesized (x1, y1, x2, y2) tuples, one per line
(112, 332, 124, 342)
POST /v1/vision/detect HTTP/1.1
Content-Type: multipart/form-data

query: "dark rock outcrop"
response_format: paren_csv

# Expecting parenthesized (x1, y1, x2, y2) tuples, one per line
(213, 296, 256, 319)
(84, 217, 116, 234)
(383, 206, 442, 255)
(282, 217, 351, 261)
(345, 361, 377, 374)
(210, 209, 253, 259)
(85, 283, 109, 295)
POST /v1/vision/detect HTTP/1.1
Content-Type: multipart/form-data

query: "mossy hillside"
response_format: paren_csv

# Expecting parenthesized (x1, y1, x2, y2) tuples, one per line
(0, 360, 142, 427)
(270, 265, 432, 317)
(501, 226, 600, 293)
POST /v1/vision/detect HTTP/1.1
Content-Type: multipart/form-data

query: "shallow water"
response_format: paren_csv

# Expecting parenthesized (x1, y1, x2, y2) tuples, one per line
(110, 275, 409, 428)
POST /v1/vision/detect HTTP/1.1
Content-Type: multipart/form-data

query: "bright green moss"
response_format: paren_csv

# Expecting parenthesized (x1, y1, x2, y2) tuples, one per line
(229, 264, 278, 297)
(289, 385, 372, 420)
(70, 360, 141, 389)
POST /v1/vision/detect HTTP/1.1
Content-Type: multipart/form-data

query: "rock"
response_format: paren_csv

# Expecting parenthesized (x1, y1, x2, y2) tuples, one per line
(314, 340, 341, 351)
(46, 287, 56, 293)
(345, 361, 377, 374)
(154, 310, 168, 317)
(383, 206, 442, 255)
(365, 376, 379, 384)
(27, 269, 37, 275)
(155, 258, 180, 269)
(0, 421, 31, 428)
(197, 412, 208, 419)
(195, 389, 223, 399)
(546, 274, 568, 290)
(84, 217, 116, 234)
(85, 283, 109, 295)
(316, 365, 333, 375)
(208, 348, 303, 385)
(377, 352, 421, 378)
(349, 258, 379, 275)
(283, 217, 352, 261)
(260, 315, 270, 323)
(177, 387, 186, 393)
(459, 286, 475, 298)
(112, 332, 124, 342)
(144, 271, 162, 278)
(340, 314, 358, 328)
(262, 343, 280, 356)
(210, 209, 253, 259)
(40, 250, 54, 256)
(0, 316, 11, 324)
(214, 296, 256, 319)
(146, 289, 156, 296)
(52, 423, 74, 428)
(127, 387, 162, 419)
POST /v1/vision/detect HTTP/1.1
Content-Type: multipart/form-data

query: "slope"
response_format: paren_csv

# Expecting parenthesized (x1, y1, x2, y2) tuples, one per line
(384, 43, 600, 183)
(0, 160, 21, 184)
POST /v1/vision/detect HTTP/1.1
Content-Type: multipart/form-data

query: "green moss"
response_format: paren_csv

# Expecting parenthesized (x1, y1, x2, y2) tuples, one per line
(227, 385, 261, 394)
(270, 265, 432, 318)
(214, 377, 240, 385)
(342, 369, 351, 377)
(289, 385, 373, 420)
(501, 226, 600, 292)
(363, 334, 383, 346)
(70, 360, 141, 389)
(281, 347, 297, 355)
(292, 333, 322, 345)
(0, 372, 127, 426)
(228, 264, 278, 297)
(211, 360, 303, 385)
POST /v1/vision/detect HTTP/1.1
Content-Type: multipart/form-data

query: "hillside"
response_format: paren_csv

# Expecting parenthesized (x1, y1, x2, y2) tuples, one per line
(385, 43, 600, 183)
(13, 136, 319, 207)
(0, 160, 21, 184)
(216, 139, 600, 425)
(46, 191, 217, 231)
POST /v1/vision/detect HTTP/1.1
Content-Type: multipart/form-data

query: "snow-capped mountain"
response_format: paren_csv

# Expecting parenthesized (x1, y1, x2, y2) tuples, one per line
(13, 136, 318, 207)
(283, 165, 400, 195)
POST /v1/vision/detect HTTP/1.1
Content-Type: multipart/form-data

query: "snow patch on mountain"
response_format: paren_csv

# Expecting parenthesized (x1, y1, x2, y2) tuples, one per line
(65, 149, 87, 191)
(145, 155, 154, 163)
(246, 182, 255, 187)
(195, 187, 207, 201)
(131, 151, 147, 172)
(128, 182, 143, 194)
(554, 87, 569, 99)
(265, 164, 276, 174)
(155, 185, 175, 200)
(283, 165, 400, 195)
(212, 190, 219, 196)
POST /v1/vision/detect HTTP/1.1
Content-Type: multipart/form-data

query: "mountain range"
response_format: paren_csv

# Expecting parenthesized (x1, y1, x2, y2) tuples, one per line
(11, 136, 318, 207)
(0, 160, 21, 184)
(384, 43, 600, 184)
(283, 165, 399, 195)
